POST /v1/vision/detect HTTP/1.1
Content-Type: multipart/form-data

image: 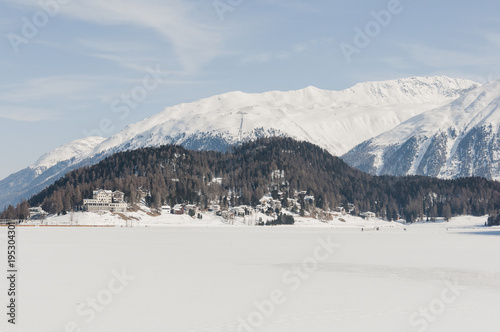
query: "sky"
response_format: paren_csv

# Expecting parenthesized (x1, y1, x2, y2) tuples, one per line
(1, 0, 500, 180)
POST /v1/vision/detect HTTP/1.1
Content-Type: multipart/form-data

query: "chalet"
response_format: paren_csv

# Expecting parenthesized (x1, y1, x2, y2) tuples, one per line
(173, 204, 184, 215)
(230, 206, 246, 217)
(161, 205, 171, 214)
(185, 204, 200, 214)
(360, 211, 376, 219)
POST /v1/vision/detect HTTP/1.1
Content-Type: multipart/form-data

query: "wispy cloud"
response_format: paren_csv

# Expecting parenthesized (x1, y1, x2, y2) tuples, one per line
(0, 105, 60, 122)
(401, 43, 500, 68)
(257, 0, 320, 13)
(0, 76, 94, 103)
(4, 0, 227, 72)
(77, 39, 171, 73)
(240, 38, 334, 64)
(0, 75, 121, 122)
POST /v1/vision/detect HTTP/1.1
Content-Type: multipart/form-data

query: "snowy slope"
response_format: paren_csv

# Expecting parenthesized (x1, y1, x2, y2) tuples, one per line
(32, 136, 106, 174)
(0, 137, 105, 208)
(0, 76, 479, 209)
(91, 76, 478, 158)
(343, 80, 500, 180)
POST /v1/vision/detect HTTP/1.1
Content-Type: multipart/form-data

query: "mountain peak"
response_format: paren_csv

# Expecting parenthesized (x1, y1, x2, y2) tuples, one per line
(32, 136, 106, 171)
(0, 75, 487, 209)
(343, 81, 500, 180)
(343, 76, 479, 105)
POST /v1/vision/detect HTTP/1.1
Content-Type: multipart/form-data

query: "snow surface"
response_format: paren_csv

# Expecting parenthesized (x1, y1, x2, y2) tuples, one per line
(2, 216, 500, 332)
(36, 207, 401, 229)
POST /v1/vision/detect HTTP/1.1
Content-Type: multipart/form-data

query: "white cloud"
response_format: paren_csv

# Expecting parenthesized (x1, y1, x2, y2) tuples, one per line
(4, 0, 226, 72)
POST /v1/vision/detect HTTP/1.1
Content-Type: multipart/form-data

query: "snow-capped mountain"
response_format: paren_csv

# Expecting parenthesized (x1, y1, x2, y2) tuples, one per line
(0, 137, 106, 209)
(0, 76, 480, 209)
(342, 80, 500, 180)
(91, 76, 478, 158)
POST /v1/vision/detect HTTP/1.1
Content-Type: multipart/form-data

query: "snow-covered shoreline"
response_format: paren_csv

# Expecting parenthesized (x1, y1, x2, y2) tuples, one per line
(26, 209, 492, 232)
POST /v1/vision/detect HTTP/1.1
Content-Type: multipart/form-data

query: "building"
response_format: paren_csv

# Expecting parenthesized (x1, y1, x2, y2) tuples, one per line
(83, 189, 127, 213)
(173, 204, 184, 215)
(360, 211, 376, 219)
(29, 206, 47, 219)
(161, 205, 171, 214)
(185, 204, 200, 215)
(113, 191, 125, 203)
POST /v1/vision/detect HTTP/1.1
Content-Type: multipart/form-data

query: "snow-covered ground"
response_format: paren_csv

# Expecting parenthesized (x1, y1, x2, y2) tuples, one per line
(30, 207, 405, 229)
(1, 216, 500, 331)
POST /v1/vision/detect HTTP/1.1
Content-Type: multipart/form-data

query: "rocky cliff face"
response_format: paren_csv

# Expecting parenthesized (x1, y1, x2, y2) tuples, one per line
(343, 80, 500, 180)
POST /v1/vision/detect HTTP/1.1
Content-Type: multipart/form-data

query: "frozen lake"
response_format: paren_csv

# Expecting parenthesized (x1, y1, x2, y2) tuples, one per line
(1, 219, 500, 331)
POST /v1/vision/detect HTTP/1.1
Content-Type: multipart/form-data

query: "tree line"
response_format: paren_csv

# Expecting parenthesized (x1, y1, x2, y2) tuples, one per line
(2, 137, 499, 222)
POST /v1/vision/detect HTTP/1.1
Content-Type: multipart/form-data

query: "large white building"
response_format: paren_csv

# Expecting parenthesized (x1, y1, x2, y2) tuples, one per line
(29, 206, 47, 219)
(83, 189, 127, 213)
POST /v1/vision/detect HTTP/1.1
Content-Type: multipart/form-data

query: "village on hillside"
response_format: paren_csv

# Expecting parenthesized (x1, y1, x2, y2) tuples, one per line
(19, 186, 387, 227)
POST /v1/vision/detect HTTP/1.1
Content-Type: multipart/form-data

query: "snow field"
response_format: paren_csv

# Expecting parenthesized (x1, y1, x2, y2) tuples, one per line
(1, 216, 499, 331)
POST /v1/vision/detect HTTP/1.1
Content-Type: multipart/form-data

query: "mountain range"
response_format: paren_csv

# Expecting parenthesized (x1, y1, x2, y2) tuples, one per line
(2, 75, 497, 209)
(343, 80, 500, 179)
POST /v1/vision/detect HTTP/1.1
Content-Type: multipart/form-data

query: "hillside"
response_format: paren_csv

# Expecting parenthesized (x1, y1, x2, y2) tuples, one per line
(0, 76, 479, 209)
(4, 138, 499, 223)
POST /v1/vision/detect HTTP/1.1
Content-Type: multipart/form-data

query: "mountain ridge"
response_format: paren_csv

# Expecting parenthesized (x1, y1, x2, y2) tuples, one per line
(342, 80, 500, 180)
(0, 76, 481, 209)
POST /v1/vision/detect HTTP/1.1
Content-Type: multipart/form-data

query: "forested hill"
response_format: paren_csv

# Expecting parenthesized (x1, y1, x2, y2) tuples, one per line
(3, 137, 500, 221)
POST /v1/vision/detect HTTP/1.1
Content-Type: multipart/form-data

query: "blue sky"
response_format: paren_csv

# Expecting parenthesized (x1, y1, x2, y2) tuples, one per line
(1, 0, 500, 180)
